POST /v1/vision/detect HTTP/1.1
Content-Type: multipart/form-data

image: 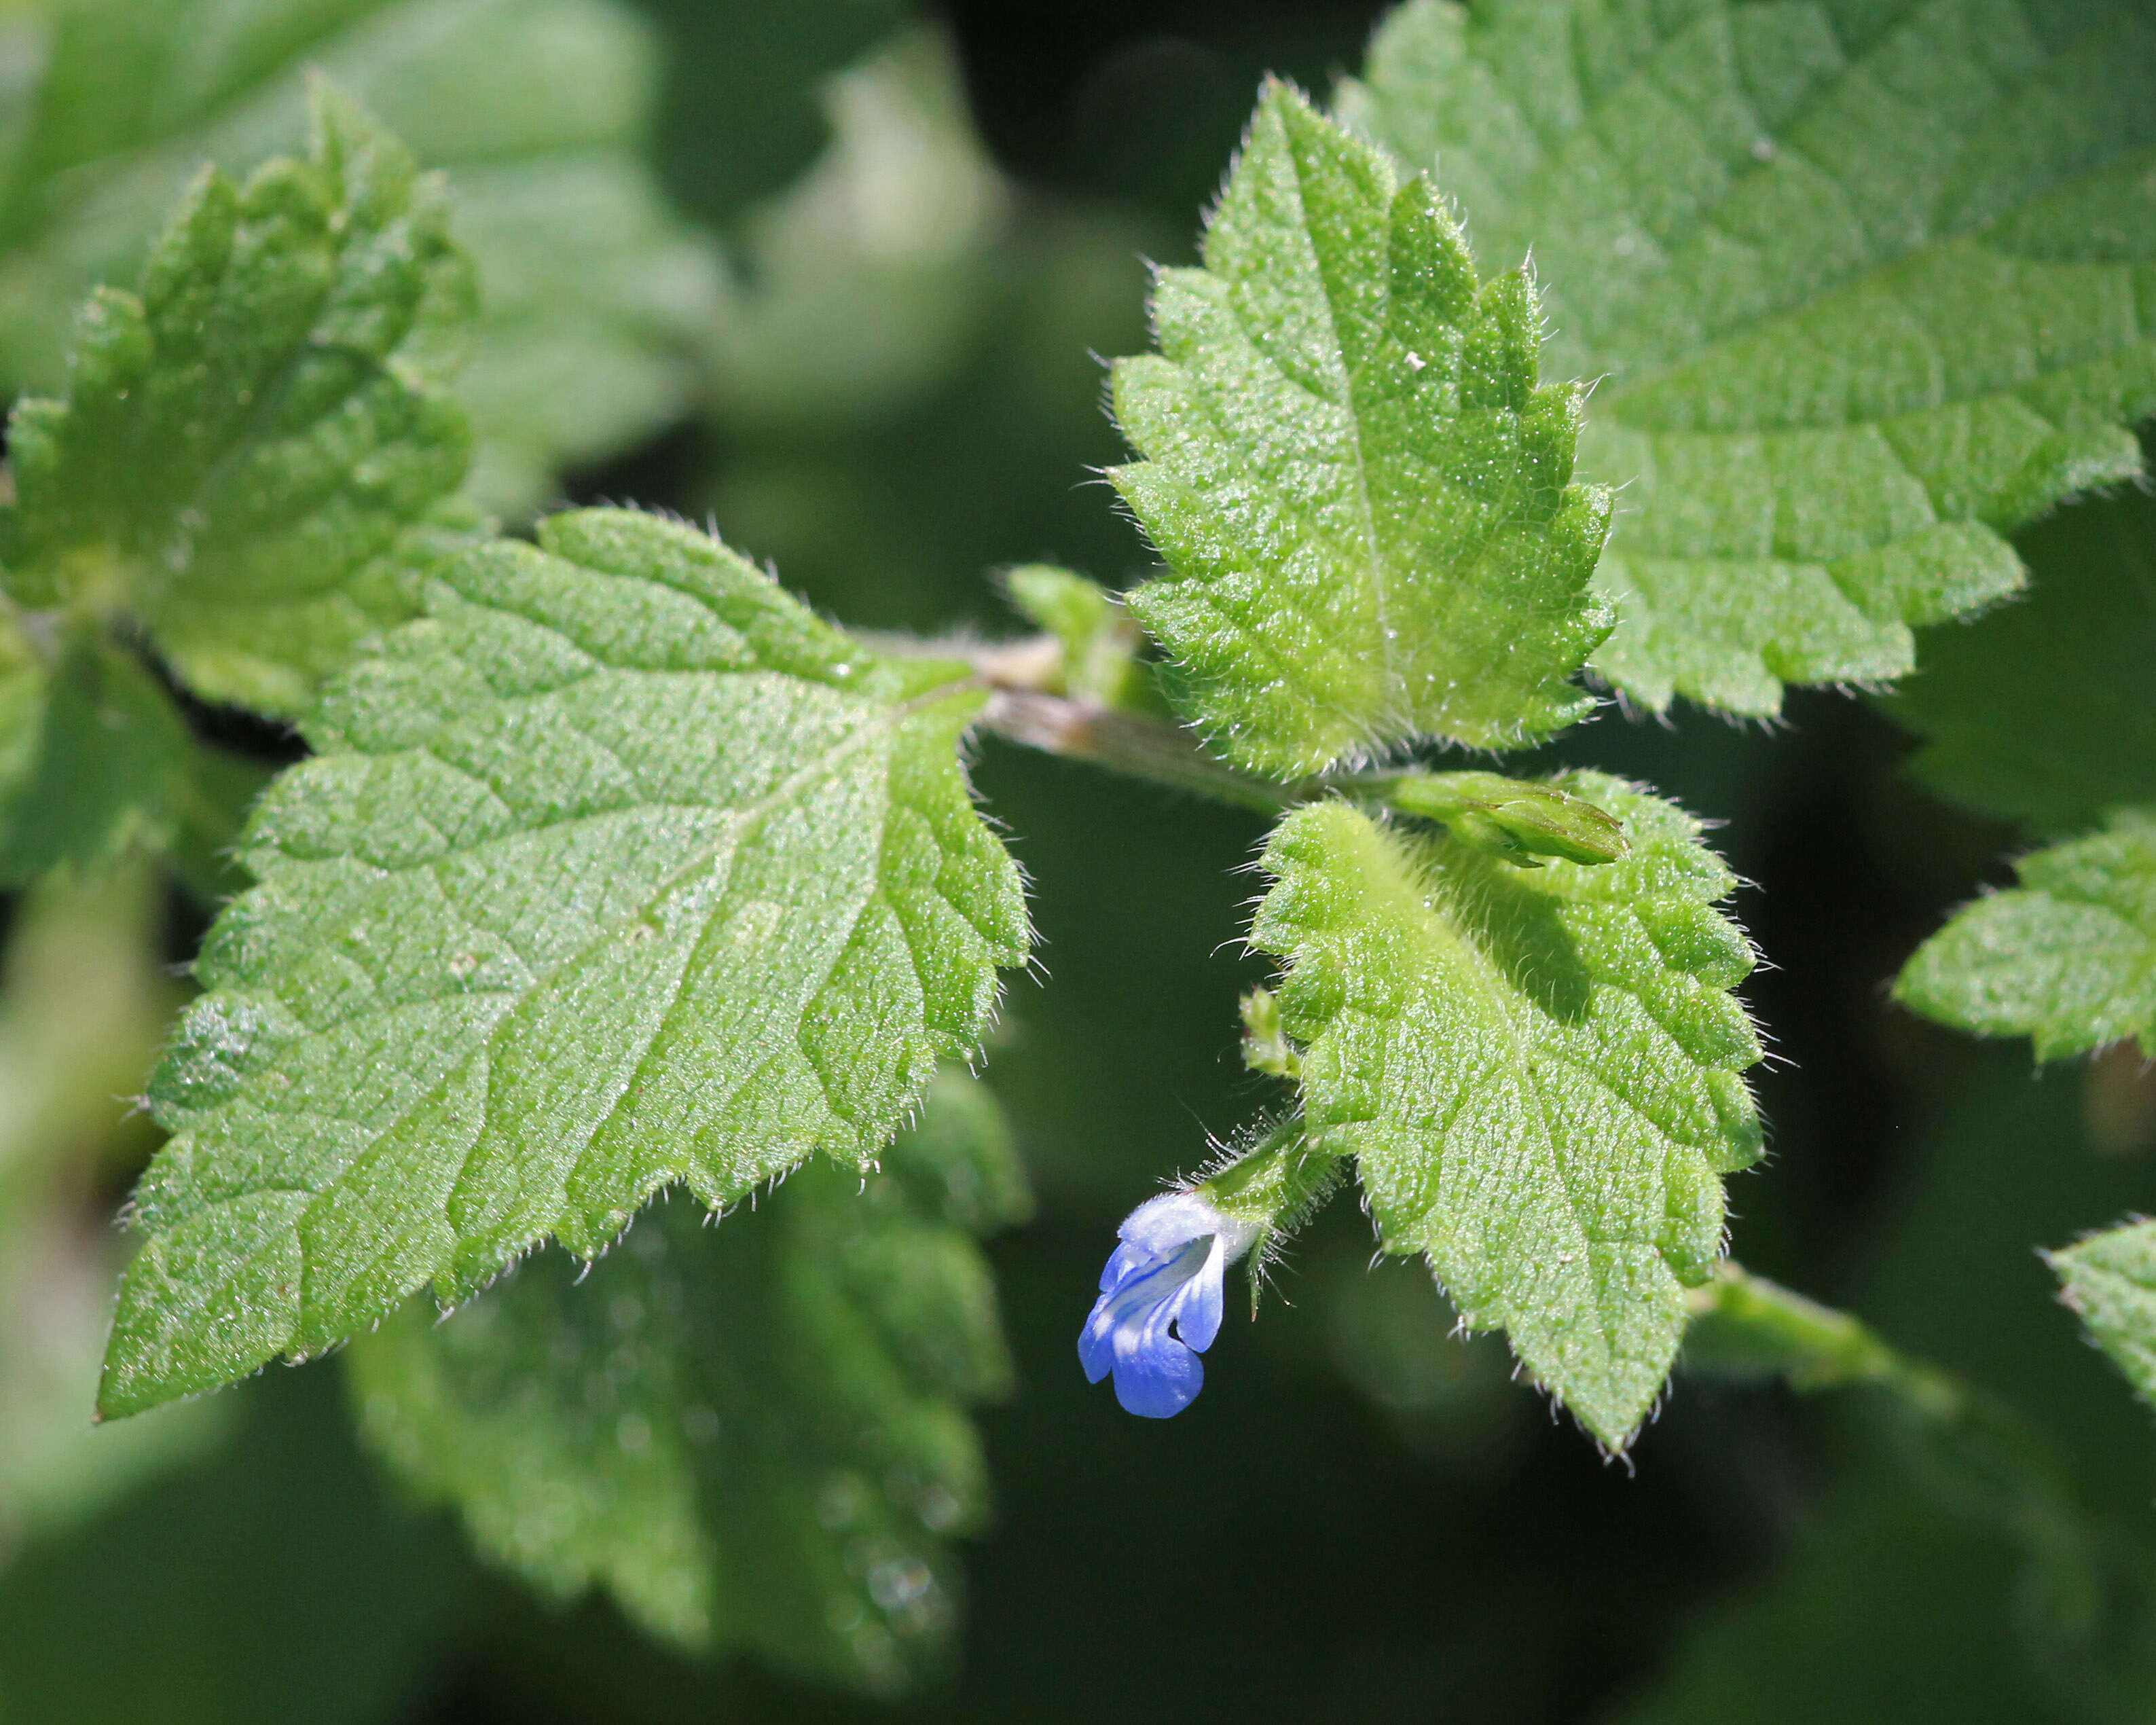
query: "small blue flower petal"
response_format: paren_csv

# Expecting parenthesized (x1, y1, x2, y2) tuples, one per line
(1076, 1191, 1258, 1418)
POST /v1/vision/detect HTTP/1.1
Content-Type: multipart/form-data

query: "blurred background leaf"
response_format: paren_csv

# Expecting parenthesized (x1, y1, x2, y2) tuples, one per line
(0, 0, 720, 514)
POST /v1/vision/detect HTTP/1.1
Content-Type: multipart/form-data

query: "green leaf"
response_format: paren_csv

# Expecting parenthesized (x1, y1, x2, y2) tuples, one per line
(347, 1069, 1025, 1695)
(2051, 1218, 2156, 1413)
(0, 0, 719, 517)
(5, 82, 477, 719)
(1887, 460, 2156, 834)
(1250, 774, 1761, 1445)
(706, 27, 1012, 432)
(0, 638, 197, 888)
(1896, 808, 2156, 1059)
(1109, 80, 1614, 777)
(1341, 0, 2156, 718)
(98, 507, 1029, 1419)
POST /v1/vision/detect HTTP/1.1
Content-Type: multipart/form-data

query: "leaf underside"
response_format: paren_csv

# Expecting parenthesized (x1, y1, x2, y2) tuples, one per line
(1896, 808, 2156, 1059)
(0, 0, 718, 516)
(1887, 460, 2156, 835)
(1251, 775, 1761, 1445)
(4, 84, 475, 720)
(2051, 1218, 2156, 1412)
(1112, 80, 1613, 777)
(1342, 0, 2156, 717)
(348, 1070, 1026, 1697)
(99, 508, 1029, 1419)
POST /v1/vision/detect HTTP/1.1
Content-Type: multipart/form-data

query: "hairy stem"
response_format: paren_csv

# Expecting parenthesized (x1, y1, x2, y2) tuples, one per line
(979, 687, 1302, 814)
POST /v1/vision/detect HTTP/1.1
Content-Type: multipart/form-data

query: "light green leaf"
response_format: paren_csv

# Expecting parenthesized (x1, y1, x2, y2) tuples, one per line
(348, 1070, 1025, 1695)
(2051, 1218, 2156, 1411)
(4, 83, 477, 719)
(1251, 774, 1761, 1445)
(1897, 809, 2156, 1059)
(0, 0, 720, 515)
(1341, 0, 2156, 717)
(706, 26, 1011, 432)
(1888, 460, 2156, 834)
(1110, 81, 1614, 777)
(98, 507, 1029, 1419)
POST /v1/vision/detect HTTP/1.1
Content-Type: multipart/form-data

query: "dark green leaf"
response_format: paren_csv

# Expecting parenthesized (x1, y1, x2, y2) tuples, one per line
(348, 1070, 1025, 1695)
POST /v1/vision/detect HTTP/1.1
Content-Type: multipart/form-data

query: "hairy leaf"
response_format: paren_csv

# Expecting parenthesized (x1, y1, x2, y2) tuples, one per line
(1251, 774, 1761, 1445)
(348, 1070, 1025, 1695)
(1110, 81, 1613, 777)
(1342, 0, 2156, 716)
(2051, 1218, 2156, 1412)
(1897, 810, 2156, 1058)
(4, 84, 476, 719)
(0, 0, 718, 515)
(100, 508, 1029, 1419)
(1889, 462, 2156, 833)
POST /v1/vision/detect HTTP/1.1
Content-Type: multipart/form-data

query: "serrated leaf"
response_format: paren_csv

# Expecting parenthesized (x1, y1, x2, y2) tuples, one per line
(0, 0, 719, 516)
(1251, 774, 1761, 1445)
(348, 1069, 1025, 1694)
(2051, 1218, 2156, 1411)
(5, 83, 475, 719)
(1341, 0, 2156, 717)
(99, 507, 1029, 1419)
(1109, 81, 1614, 778)
(1897, 809, 2156, 1059)
(1888, 459, 2156, 833)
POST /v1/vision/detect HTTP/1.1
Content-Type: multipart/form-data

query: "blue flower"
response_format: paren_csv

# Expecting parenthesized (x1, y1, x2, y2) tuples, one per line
(1078, 1192, 1258, 1417)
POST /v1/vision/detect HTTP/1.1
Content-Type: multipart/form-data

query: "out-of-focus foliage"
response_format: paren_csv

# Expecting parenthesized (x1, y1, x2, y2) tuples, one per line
(0, 0, 718, 513)
(2054, 1220, 2156, 1417)
(3, 86, 473, 719)
(1341, 0, 2156, 718)
(1890, 472, 2156, 835)
(1897, 810, 2156, 1061)
(1627, 1062, 2156, 1725)
(349, 1072, 1027, 1694)
(0, 866, 223, 1557)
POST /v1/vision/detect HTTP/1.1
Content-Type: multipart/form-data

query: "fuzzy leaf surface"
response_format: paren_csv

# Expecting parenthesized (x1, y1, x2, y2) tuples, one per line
(1251, 775, 1761, 1445)
(1897, 809, 2156, 1058)
(1342, 0, 2156, 716)
(99, 509, 1029, 1419)
(1110, 81, 1613, 777)
(348, 1071, 1025, 1696)
(1888, 460, 2156, 833)
(2051, 1218, 2156, 1412)
(4, 86, 475, 719)
(0, 0, 719, 515)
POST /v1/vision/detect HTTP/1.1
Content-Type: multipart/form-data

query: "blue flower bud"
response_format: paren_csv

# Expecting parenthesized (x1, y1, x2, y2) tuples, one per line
(1078, 1192, 1260, 1417)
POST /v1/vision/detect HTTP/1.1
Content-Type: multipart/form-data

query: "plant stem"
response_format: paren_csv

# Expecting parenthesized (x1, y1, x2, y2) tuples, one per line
(1689, 1263, 2104, 1645)
(979, 688, 1302, 814)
